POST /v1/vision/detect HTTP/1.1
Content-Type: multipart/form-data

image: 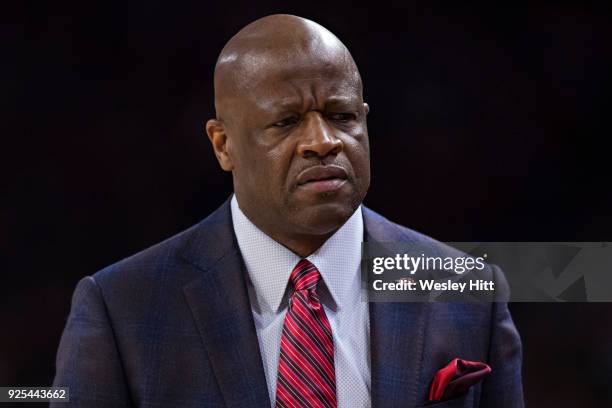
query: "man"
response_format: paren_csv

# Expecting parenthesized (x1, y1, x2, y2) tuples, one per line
(53, 14, 523, 407)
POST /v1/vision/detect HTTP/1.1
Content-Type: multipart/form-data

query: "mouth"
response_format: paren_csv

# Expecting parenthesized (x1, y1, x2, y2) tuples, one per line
(296, 165, 349, 193)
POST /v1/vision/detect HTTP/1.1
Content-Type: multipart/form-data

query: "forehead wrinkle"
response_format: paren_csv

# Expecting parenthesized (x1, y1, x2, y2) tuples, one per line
(256, 94, 303, 115)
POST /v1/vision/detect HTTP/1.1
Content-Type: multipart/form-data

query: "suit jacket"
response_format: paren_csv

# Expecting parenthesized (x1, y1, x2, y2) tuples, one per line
(52, 200, 524, 407)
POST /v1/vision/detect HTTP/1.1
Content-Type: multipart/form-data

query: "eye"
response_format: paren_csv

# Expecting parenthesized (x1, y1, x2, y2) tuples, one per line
(328, 112, 357, 122)
(271, 116, 300, 128)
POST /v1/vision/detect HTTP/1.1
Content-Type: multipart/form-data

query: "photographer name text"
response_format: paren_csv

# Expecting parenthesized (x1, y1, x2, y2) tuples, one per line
(372, 278, 495, 292)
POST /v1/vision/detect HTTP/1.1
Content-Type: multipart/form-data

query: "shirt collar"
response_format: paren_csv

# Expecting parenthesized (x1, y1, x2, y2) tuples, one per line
(230, 195, 363, 314)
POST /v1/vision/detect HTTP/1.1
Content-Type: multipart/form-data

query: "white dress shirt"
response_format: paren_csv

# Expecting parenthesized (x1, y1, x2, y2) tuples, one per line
(230, 195, 371, 407)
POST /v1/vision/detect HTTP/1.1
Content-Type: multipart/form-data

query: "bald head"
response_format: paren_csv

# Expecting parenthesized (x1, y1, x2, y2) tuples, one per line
(214, 14, 362, 121)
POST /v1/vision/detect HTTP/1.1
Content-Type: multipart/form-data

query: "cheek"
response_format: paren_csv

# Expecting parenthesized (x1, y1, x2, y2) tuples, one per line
(252, 141, 295, 194)
(346, 130, 371, 173)
(270, 138, 296, 172)
(344, 120, 369, 151)
(232, 144, 268, 191)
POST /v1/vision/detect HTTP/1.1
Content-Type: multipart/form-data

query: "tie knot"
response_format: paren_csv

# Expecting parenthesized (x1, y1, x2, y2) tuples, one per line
(290, 259, 321, 292)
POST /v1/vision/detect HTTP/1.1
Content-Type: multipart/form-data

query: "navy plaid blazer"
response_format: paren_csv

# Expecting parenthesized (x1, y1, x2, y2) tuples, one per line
(52, 200, 524, 407)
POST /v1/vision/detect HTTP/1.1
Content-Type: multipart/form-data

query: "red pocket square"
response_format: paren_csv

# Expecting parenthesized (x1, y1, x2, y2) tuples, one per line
(429, 358, 492, 402)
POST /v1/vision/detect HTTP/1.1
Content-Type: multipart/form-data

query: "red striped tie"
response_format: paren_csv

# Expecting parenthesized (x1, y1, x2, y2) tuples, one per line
(275, 259, 337, 408)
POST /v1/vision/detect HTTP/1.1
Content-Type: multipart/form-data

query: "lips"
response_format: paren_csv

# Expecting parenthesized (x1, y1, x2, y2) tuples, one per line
(296, 165, 348, 185)
(295, 165, 349, 193)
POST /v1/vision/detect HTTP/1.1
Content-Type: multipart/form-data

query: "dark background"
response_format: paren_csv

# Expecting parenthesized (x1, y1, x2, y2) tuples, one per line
(4, 2, 612, 406)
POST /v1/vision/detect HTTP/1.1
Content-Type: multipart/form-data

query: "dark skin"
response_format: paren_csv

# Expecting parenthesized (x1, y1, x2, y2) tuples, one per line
(206, 15, 370, 257)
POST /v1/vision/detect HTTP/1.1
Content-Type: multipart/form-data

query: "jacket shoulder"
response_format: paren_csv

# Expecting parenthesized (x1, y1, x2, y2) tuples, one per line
(91, 200, 233, 290)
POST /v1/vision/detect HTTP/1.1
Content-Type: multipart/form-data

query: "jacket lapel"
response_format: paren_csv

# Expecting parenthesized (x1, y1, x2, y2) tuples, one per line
(181, 200, 270, 408)
(363, 207, 430, 407)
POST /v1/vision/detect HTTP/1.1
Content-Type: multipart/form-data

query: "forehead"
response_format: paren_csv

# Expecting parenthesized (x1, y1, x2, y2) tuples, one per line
(236, 47, 362, 105)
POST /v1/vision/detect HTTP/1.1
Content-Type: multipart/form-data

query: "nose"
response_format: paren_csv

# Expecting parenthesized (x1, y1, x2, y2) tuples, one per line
(296, 112, 343, 158)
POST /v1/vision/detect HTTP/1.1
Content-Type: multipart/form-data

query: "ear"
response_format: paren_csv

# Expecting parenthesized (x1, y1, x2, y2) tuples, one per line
(205, 119, 234, 171)
(363, 103, 370, 116)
